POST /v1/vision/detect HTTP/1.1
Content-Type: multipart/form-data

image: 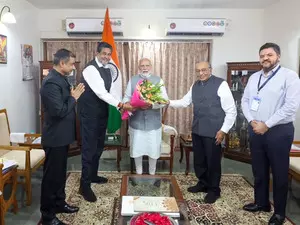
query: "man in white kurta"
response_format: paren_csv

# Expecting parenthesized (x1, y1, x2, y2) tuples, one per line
(123, 58, 168, 175)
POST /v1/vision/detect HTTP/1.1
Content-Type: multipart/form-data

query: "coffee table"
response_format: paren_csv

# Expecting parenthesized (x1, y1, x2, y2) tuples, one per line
(118, 174, 190, 225)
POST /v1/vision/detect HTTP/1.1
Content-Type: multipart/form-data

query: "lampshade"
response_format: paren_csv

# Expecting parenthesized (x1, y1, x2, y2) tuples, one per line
(1, 12, 16, 23)
(0, 6, 16, 24)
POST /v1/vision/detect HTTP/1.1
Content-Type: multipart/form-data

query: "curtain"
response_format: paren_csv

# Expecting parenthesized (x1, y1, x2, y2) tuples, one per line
(45, 41, 87, 74)
(44, 40, 210, 146)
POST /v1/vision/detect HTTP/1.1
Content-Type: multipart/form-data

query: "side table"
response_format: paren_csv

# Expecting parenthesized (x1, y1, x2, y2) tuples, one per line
(179, 135, 193, 175)
(104, 134, 122, 172)
(0, 164, 18, 225)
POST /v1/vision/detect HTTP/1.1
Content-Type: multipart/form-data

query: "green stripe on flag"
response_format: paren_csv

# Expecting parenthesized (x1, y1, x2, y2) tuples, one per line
(107, 105, 122, 133)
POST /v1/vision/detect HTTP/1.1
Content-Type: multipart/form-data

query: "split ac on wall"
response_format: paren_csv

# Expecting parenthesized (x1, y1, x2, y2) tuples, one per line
(65, 17, 124, 36)
(166, 18, 226, 36)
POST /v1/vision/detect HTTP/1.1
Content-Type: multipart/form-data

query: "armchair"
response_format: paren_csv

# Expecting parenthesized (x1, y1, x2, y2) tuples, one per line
(159, 124, 178, 174)
(130, 124, 177, 175)
(0, 109, 45, 206)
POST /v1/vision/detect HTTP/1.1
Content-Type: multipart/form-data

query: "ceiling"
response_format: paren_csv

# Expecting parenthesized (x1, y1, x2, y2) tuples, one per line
(25, 0, 280, 9)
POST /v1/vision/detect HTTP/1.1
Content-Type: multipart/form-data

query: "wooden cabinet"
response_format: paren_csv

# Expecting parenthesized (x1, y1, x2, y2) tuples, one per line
(39, 61, 81, 156)
(224, 62, 262, 163)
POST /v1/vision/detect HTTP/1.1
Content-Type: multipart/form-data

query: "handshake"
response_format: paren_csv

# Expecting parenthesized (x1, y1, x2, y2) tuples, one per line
(119, 102, 153, 112)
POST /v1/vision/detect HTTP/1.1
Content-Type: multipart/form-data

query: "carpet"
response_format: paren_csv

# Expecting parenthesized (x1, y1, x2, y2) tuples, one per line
(57, 172, 294, 225)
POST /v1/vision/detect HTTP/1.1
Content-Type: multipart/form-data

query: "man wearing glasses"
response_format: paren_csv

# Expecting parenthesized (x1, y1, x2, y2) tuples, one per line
(168, 61, 237, 203)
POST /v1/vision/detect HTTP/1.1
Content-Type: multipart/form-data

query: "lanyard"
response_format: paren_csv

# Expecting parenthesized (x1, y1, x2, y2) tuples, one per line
(257, 65, 281, 94)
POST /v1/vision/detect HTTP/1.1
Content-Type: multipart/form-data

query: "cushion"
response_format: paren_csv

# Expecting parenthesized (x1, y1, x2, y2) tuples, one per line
(3, 149, 45, 170)
(0, 149, 10, 157)
(290, 157, 300, 174)
(0, 112, 10, 145)
(162, 132, 170, 145)
(161, 141, 170, 155)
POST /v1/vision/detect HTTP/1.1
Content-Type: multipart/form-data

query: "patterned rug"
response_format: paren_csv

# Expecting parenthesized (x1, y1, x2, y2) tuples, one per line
(57, 172, 294, 225)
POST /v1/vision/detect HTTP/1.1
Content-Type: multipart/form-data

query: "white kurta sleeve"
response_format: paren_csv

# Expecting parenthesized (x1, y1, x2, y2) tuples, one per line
(218, 81, 237, 133)
(83, 65, 120, 107)
(169, 84, 193, 108)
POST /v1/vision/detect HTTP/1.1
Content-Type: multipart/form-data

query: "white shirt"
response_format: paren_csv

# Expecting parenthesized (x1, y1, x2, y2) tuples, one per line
(169, 80, 237, 134)
(82, 57, 120, 107)
(241, 64, 300, 128)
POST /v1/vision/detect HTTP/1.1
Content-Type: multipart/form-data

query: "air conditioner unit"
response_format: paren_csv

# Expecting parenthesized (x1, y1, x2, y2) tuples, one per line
(65, 17, 124, 36)
(166, 18, 226, 36)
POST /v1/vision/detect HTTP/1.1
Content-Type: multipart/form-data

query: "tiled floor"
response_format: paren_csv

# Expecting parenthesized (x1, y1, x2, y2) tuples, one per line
(3, 151, 300, 225)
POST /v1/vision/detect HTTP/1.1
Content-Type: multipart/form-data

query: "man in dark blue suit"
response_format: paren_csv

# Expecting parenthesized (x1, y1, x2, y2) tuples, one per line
(40, 49, 85, 225)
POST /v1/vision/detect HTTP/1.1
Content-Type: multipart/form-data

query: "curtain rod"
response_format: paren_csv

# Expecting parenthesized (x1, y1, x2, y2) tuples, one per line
(42, 38, 212, 43)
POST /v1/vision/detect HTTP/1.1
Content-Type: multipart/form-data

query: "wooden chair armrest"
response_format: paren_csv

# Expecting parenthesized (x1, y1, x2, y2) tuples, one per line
(18, 133, 42, 148)
(0, 145, 31, 151)
(24, 133, 41, 138)
(290, 152, 300, 157)
(18, 143, 42, 149)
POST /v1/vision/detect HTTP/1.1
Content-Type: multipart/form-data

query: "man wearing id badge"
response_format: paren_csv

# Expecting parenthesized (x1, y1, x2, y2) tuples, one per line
(241, 43, 300, 225)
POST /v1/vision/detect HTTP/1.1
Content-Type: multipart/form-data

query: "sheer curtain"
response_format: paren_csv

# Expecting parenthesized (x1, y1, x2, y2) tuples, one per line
(44, 40, 210, 146)
(45, 41, 87, 73)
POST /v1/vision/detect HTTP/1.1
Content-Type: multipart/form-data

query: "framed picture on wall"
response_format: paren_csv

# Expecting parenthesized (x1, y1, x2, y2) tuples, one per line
(0, 34, 7, 64)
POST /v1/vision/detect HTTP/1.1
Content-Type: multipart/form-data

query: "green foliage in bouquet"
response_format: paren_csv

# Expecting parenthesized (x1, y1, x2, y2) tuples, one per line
(137, 79, 168, 104)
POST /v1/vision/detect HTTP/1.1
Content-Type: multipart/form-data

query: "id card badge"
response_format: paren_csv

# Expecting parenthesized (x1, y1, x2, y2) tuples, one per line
(251, 96, 261, 111)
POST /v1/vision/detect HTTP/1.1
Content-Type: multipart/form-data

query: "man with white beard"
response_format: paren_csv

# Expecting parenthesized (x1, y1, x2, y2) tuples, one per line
(123, 58, 168, 175)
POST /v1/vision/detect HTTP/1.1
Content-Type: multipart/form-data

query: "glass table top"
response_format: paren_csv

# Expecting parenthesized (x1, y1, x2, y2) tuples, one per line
(126, 176, 174, 197)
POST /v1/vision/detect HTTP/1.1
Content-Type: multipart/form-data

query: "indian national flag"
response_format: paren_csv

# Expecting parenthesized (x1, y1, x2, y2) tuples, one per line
(102, 8, 122, 133)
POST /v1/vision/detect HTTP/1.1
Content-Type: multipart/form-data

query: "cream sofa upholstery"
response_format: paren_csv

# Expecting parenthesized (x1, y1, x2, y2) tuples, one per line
(290, 143, 300, 175)
(0, 109, 45, 206)
(290, 157, 300, 174)
(161, 124, 178, 157)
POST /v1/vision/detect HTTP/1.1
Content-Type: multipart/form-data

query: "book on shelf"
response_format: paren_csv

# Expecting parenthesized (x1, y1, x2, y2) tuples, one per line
(121, 196, 180, 218)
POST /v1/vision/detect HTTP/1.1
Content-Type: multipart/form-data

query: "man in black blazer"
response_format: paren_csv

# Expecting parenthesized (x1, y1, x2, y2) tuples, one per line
(40, 49, 85, 225)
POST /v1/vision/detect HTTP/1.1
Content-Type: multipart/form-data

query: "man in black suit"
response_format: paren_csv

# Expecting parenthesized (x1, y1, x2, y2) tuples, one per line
(40, 49, 85, 225)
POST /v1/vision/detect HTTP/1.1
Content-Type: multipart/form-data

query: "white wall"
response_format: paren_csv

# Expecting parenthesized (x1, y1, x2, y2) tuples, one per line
(0, 0, 40, 132)
(38, 8, 264, 79)
(264, 0, 300, 139)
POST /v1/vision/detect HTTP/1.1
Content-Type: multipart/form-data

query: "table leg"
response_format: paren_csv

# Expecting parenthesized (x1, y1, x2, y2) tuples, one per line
(117, 147, 121, 172)
(179, 143, 184, 163)
(185, 148, 190, 175)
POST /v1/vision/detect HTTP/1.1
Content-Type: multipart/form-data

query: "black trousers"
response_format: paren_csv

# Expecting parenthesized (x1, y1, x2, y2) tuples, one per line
(80, 116, 107, 186)
(40, 145, 68, 221)
(192, 133, 222, 195)
(249, 122, 294, 217)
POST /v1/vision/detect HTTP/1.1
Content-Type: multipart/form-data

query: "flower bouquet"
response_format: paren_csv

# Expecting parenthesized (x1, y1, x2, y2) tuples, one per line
(129, 212, 176, 225)
(121, 79, 168, 120)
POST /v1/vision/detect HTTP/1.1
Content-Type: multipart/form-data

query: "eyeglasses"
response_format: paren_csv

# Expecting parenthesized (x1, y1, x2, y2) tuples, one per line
(196, 68, 211, 73)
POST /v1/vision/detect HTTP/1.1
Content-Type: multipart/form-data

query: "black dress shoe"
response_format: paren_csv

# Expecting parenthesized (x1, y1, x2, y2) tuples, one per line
(243, 203, 271, 212)
(91, 176, 108, 184)
(79, 185, 97, 202)
(55, 204, 79, 214)
(187, 184, 207, 193)
(42, 217, 67, 225)
(269, 214, 285, 225)
(204, 192, 220, 204)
